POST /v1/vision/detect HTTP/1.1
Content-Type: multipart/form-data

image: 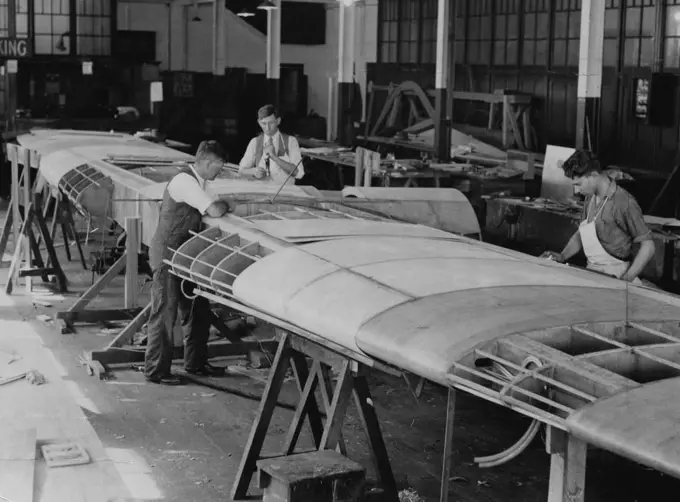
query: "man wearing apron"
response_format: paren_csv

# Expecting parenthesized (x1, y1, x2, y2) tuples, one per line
(145, 141, 231, 385)
(542, 150, 655, 284)
(238, 104, 305, 185)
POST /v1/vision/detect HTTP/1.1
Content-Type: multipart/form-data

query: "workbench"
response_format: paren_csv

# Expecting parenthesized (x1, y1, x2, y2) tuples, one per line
(300, 147, 446, 189)
(484, 197, 680, 292)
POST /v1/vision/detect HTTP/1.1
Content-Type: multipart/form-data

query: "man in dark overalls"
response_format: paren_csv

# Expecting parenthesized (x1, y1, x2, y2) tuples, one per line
(145, 140, 231, 385)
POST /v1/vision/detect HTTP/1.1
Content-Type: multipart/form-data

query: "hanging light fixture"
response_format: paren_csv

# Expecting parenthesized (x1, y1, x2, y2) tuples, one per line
(237, 7, 256, 17)
(191, 0, 202, 21)
(257, 0, 277, 11)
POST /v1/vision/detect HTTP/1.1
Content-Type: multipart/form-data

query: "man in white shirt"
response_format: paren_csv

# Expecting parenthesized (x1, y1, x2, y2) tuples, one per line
(145, 140, 231, 385)
(239, 104, 305, 186)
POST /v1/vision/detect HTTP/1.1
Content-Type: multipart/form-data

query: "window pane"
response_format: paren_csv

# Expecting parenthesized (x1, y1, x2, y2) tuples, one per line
(665, 38, 680, 68)
(641, 6, 654, 37)
(666, 6, 680, 37)
(553, 40, 567, 67)
(604, 38, 619, 67)
(639, 37, 654, 66)
(604, 8, 619, 37)
(623, 38, 639, 66)
(523, 42, 536, 65)
(625, 7, 640, 36)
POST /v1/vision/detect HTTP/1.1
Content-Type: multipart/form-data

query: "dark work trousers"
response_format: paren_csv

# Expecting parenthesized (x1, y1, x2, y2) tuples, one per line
(144, 265, 212, 379)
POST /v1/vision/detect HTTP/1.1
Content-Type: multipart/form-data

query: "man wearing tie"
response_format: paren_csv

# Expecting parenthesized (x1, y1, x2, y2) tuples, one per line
(238, 104, 305, 185)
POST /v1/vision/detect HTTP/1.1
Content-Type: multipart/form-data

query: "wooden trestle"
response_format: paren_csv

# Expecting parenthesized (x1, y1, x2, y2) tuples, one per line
(230, 328, 400, 502)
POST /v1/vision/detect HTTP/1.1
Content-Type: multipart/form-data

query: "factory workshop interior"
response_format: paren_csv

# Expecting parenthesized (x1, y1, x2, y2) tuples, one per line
(7, 0, 680, 501)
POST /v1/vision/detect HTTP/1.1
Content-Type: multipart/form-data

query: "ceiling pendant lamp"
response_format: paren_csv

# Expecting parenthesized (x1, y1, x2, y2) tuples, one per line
(237, 7, 255, 17)
(257, 0, 276, 11)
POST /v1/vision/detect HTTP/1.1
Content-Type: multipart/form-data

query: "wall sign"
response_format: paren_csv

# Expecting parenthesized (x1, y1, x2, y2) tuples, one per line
(633, 77, 649, 121)
(0, 37, 32, 58)
(6, 60, 18, 74)
(82, 61, 93, 75)
(172, 72, 194, 98)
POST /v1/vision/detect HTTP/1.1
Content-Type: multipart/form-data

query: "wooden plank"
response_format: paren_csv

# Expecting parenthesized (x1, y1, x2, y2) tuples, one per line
(91, 340, 268, 366)
(5, 208, 34, 295)
(284, 356, 324, 454)
(9, 145, 21, 270)
(105, 302, 151, 349)
(440, 388, 456, 502)
(22, 147, 32, 293)
(0, 204, 13, 262)
(67, 252, 127, 312)
(0, 426, 36, 502)
(319, 360, 353, 451)
(57, 308, 144, 324)
(352, 374, 399, 502)
(231, 334, 293, 500)
(32, 194, 67, 293)
(124, 217, 139, 308)
(498, 335, 638, 398)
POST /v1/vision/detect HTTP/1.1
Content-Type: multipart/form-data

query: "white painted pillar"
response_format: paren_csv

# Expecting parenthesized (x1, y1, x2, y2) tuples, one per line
(337, 0, 356, 144)
(212, 0, 226, 75)
(576, 0, 605, 150)
(434, 0, 450, 161)
(266, 0, 282, 106)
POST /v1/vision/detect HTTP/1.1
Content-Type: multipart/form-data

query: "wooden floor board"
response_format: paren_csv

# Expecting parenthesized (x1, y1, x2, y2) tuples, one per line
(0, 319, 131, 501)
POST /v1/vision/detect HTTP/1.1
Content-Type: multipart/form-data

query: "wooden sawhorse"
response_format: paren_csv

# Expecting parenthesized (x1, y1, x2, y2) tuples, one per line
(230, 328, 400, 502)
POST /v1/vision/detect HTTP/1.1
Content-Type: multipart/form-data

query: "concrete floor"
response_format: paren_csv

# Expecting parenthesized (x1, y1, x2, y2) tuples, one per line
(1, 206, 680, 501)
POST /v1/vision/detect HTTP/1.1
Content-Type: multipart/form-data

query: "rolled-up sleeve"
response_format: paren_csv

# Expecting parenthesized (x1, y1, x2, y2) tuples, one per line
(287, 136, 305, 179)
(239, 139, 257, 171)
(167, 173, 214, 215)
(621, 197, 652, 242)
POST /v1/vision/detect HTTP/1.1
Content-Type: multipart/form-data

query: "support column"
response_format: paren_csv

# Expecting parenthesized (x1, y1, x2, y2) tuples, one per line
(337, 0, 356, 146)
(212, 0, 226, 75)
(266, 0, 282, 109)
(575, 0, 605, 151)
(434, 0, 451, 162)
(6, 0, 17, 129)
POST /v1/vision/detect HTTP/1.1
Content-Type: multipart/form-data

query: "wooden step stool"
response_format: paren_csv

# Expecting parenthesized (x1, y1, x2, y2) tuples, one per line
(257, 450, 366, 502)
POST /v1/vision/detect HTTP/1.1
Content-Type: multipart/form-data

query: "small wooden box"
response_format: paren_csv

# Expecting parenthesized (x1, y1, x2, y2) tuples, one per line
(257, 450, 366, 502)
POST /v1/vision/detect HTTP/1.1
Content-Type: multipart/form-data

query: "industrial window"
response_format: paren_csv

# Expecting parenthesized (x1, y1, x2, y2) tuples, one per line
(603, 0, 621, 68)
(378, 0, 398, 63)
(76, 0, 111, 56)
(623, 0, 654, 67)
(552, 0, 581, 68)
(34, 0, 71, 55)
(0, 0, 9, 37)
(419, 0, 437, 64)
(398, 0, 419, 63)
(15, 0, 28, 38)
(665, 0, 680, 68)
(466, 0, 492, 65)
(494, 0, 520, 66)
(522, 0, 550, 67)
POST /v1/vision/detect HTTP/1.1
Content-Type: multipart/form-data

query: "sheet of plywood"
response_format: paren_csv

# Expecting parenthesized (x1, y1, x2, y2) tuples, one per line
(540, 145, 576, 203)
(0, 321, 131, 502)
(0, 426, 37, 502)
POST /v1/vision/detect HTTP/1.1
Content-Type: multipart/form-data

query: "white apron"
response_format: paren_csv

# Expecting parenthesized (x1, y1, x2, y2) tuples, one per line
(579, 194, 642, 284)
